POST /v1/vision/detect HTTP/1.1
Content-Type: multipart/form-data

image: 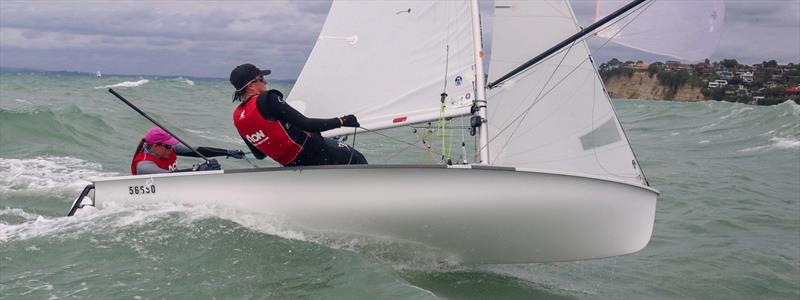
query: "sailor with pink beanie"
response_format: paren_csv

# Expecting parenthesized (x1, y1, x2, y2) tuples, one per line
(131, 127, 245, 175)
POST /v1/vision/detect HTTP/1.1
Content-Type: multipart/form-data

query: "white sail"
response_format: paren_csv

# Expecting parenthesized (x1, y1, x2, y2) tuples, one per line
(595, 0, 725, 62)
(487, 0, 644, 185)
(288, 0, 477, 137)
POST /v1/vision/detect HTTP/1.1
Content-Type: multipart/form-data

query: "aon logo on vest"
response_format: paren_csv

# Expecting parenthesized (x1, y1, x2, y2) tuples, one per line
(246, 130, 268, 145)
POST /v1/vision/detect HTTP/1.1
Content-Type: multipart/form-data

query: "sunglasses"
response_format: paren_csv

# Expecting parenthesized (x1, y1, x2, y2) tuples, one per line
(236, 76, 267, 92)
(155, 144, 172, 149)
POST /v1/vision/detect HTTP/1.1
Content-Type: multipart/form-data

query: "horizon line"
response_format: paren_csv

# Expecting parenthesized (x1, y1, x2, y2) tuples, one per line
(0, 66, 298, 82)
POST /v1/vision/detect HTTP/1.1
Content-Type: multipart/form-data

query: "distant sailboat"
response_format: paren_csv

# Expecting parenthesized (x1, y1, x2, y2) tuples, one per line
(96, 71, 102, 77)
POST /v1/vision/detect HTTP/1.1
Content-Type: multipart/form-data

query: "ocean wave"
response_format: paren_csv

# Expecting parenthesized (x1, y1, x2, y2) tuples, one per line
(696, 105, 755, 131)
(0, 105, 115, 156)
(769, 137, 800, 150)
(0, 156, 117, 194)
(184, 129, 244, 145)
(94, 79, 149, 89)
(737, 137, 800, 153)
(0, 207, 40, 223)
(13, 98, 34, 105)
(178, 77, 194, 86)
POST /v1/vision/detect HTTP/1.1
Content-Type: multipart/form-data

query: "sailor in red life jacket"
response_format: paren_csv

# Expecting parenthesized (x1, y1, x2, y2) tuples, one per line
(229, 64, 367, 166)
(131, 127, 246, 175)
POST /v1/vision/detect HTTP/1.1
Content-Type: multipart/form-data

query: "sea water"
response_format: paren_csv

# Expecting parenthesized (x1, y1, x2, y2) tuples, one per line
(1, 71, 798, 299)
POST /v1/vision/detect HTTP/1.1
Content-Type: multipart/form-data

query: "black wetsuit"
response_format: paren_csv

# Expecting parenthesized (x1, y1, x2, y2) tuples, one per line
(242, 90, 367, 166)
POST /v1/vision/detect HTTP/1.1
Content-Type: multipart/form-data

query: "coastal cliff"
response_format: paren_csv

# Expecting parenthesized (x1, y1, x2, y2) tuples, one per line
(598, 59, 800, 105)
(604, 72, 705, 101)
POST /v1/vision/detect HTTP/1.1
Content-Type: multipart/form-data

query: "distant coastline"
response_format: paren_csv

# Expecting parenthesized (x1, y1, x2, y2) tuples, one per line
(4, 62, 800, 106)
(599, 59, 800, 105)
(0, 67, 297, 83)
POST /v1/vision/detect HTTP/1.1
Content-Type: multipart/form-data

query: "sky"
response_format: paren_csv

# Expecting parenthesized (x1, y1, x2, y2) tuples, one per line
(1, 0, 798, 79)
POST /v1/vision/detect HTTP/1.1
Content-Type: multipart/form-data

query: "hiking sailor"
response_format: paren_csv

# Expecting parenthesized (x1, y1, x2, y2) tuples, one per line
(131, 127, 245, 175)
(229, 64, 367, 166)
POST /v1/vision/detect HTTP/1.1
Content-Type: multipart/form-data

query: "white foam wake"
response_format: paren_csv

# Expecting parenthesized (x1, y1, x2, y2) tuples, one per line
(94, 79, 149, 89)
(0, 156, 118, 194)
(0, 201, 308, 244)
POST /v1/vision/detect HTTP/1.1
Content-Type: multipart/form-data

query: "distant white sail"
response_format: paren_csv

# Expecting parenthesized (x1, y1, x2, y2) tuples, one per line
(487, 0, 644, 185)
(289, 0, 477, 136)
(594, 0, 725, 62)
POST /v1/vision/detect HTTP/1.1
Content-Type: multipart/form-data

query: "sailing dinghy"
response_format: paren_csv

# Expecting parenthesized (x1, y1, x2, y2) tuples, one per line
(69, 0, 661, 264)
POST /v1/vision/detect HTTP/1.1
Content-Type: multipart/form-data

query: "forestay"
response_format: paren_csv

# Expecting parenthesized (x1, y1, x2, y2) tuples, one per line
(487, 0, 645, 185)
(594, 0, 725, 62)
(288, 0, 477, 137)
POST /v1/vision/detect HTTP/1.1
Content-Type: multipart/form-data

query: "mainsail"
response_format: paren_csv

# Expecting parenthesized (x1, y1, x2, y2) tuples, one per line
(487, 0, 645, 185)
(595, 0, 725, 62)
(288, 1, 477, 137)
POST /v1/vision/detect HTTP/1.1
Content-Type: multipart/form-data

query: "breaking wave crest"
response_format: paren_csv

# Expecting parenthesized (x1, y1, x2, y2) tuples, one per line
(176, 77, 194, 86)
(738, 137, 800, 153)
(94, 79, 149, 89)
(0, 156, 117, 194)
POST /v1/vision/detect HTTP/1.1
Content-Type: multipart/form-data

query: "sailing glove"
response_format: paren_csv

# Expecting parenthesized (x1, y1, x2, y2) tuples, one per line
(194, 159, 221, 171)
(226, 149, 246, 159)
(340, 114, 360, 127)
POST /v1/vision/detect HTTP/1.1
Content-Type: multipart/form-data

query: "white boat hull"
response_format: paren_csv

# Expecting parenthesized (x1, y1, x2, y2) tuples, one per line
(85, 165, 658, 264)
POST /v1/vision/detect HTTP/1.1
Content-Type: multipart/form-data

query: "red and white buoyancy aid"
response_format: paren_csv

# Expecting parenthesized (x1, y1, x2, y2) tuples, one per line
(130, 149, 177, 175)
(233, 95, 303, 165)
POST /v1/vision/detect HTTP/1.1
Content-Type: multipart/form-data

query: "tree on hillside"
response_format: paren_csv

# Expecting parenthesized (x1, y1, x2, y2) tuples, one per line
(658, 69, 691, 97)
(763, 60, 778, 68)
(721, 59, 739, 69)
(599, 58, 633, 80)
(647, 62, 664, 77)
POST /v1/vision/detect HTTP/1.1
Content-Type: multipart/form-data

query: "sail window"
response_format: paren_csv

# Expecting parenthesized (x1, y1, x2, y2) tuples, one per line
(579, 118, 621, 150)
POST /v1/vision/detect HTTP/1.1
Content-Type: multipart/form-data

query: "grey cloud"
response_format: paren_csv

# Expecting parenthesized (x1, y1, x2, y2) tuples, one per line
(1, 0, 798, 78)
(725, 0, 799, 28)
(293, 1, 334, 16)
(1, 1, 320, 44)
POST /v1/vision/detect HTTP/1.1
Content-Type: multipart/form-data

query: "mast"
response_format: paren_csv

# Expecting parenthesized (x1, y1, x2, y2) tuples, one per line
(470, 0, 490, 164)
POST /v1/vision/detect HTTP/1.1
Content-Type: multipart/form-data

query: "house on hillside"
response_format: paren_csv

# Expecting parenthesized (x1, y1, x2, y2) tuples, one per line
(665, 60, 690, 72)
(694, 63, 711, 76)
(766, 81, 779, 88)
(739, 72, 754, 83)
(717, 70, 734, 80)
(736, 85, 751, 97)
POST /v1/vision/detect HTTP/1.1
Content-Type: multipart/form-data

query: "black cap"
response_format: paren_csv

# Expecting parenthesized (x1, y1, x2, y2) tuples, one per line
(229, 64, 271, 92)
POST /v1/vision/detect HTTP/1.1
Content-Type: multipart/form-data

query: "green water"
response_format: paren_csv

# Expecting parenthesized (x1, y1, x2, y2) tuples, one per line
(1, 71, 798, 299)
